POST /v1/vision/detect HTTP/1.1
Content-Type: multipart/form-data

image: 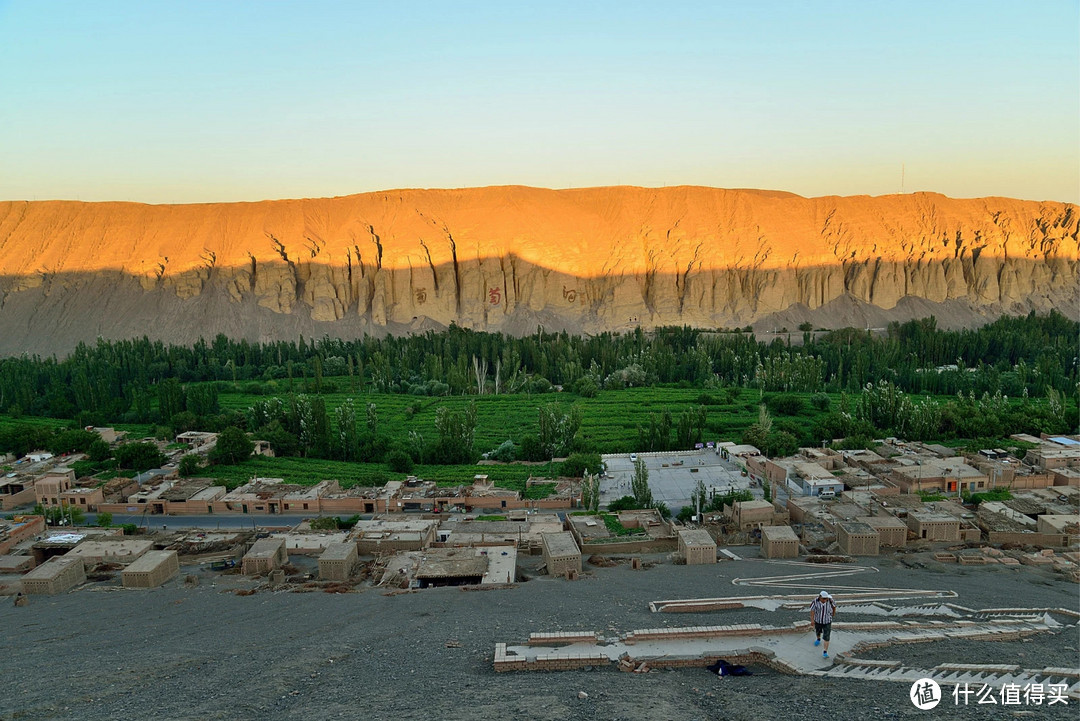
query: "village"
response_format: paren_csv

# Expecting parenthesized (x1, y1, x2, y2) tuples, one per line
(2, 426, 1078, 600)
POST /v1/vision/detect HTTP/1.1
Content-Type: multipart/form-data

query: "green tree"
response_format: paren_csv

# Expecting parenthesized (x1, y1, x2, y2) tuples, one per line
(115, 442, 167, 472)
(48, 428, 99, 455)
(581, 473, 600, 513)
(689, 478, 708, 518)
(631, 458, 653, 509)
(157, 378, 186, 423)
(186, 383, 219, 417)
(425, 402, 478, 465)
(607, 495, 642, 512)
(560, 452, 602, 479)
(96, 511, 113, 527)
(34, 503, 85, 526)
(209, 427, 254, 465)
(487, 439, 517, 462)
(335, 398, 359, 461)
(572, 375, 599, 398)
(87, 439, 112, 463)
(178, 453, 202, 477)
(537, 402, 582, 458)
(386, 448, 414, 473)
(170, 411, 198, 434)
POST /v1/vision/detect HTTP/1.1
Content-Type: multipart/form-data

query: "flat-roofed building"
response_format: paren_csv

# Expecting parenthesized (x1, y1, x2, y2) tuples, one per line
(889, 458, 989, 495)
(416, 546, 517, 587)
(242, 537, 288, 575)
(21, 555, 85, 595)
(1051, 468, 1080, 487)
(760, 525, 799, 559)
(678, 528, 717, 565)
(441, 517, 564, 549)
(64, 539, 153, 566)
(318, 542, 358, 581)
(175, 431, 218, 451)
(122, 550, 179, 588)
(906, 511, 961, 542)
(1036, 514, 1080, 545)
(786, 496, 825, 525)
(0, 477, 36, 510)
(837, 521, 880, 556)
(351, 519, 437, 554)
(541, 532, 581, 577)
(35, 470, 76, 507)
(730, 500, 776, 530)
(0, 554, 35, 573)
(1026, 437, 1080, 470)
(858, 516, 908, 547)
(58, 485, 105, 511)
(0, 515, 46, 555)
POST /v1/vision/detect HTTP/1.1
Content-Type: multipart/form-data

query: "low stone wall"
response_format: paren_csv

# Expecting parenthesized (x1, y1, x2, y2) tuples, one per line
(494, 644, 611, 672)
(623, 622, 810, 643)
(986, 531, 1069, 547)
(528, 632, 602, 646)
(580, 539, 677, 555)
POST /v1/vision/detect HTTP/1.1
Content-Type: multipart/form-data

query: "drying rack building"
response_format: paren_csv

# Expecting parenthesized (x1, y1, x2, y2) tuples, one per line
(122, 550, 180, 588)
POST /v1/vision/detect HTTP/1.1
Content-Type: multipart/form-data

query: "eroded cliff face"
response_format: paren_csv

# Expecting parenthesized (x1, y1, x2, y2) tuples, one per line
(0, 186, 1075, 355)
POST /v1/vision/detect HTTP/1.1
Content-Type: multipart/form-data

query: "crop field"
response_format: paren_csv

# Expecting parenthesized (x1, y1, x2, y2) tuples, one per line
(0, 415, 154, 438)
(215, 385, 818, 455)
(0, 382, 1018, 495)
(0, 415, 70, 433)
(196, 454, 562, 492)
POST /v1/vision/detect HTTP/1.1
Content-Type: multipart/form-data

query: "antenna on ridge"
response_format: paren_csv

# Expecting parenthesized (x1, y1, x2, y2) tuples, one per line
(901, 163, 905, 194)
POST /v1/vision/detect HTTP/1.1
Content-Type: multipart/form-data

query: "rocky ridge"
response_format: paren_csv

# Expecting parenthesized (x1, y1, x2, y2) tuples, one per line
(0, 186, 1075, 354)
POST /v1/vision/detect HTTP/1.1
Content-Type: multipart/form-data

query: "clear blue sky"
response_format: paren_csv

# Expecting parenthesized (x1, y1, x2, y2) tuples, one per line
(1, 1, 1076, 204)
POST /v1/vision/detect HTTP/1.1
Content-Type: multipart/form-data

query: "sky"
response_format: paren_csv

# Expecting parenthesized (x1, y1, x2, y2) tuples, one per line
(0, 1, 1077, 205)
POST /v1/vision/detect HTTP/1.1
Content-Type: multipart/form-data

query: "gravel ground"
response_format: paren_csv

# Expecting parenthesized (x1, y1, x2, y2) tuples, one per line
(2, 552, 1077, 721)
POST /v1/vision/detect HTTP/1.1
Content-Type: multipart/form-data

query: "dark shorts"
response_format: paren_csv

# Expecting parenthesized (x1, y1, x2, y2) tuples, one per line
(815, 622, 832, 641)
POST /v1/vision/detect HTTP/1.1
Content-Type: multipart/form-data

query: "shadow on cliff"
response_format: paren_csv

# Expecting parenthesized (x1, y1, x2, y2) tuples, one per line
(0, 253, 1076, 357)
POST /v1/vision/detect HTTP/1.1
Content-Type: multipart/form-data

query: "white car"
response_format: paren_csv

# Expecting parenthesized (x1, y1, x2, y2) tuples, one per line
(629, 453, 638, 462)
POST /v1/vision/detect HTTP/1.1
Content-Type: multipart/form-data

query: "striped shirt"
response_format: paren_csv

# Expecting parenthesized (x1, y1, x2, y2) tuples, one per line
(810, 597, 836, 624)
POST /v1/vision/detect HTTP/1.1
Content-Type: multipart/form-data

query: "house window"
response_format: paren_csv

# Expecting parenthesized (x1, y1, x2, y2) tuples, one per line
(303, 503, 308, 510)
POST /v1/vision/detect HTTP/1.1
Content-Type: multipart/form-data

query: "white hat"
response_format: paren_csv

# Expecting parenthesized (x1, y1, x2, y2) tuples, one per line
(819, 591, 831, 598)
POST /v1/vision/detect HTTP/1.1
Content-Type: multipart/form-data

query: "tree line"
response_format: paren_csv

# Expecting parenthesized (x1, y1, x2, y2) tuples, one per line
(0, 312, 1074, 427)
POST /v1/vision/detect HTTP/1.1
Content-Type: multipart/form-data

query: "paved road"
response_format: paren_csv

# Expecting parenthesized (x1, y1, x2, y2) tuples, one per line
(601, 449, 757, 511)
(81, 512, 362, 530)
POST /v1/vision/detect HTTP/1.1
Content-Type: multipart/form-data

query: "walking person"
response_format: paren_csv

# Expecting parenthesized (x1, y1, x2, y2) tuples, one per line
(810, 590, 837, 659)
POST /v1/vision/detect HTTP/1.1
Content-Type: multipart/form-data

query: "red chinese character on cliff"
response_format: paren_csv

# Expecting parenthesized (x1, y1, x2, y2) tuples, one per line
(488, 287, 501, 305)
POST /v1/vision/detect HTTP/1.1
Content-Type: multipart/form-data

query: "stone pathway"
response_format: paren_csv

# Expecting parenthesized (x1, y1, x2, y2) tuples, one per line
(494, 594, 1080, 699)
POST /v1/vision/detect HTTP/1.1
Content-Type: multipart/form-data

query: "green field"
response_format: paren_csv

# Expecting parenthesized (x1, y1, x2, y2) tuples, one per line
(197, 454, 560, 492)
(0, 415, 155, 439)
(0, 384, 1024, 493)
(216, 385, 802, 455)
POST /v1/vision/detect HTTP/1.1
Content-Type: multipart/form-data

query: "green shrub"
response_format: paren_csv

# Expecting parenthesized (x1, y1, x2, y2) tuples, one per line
(560, 452, 603, 479)
(386, 449, 414, 474)
(600, 512, 646, 536)
(606, 495, 642, 512)
(310, 516, 340, 530)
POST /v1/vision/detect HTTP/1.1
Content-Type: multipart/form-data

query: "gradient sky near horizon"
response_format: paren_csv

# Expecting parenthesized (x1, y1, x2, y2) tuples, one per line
(1, 1, 1077, 205)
